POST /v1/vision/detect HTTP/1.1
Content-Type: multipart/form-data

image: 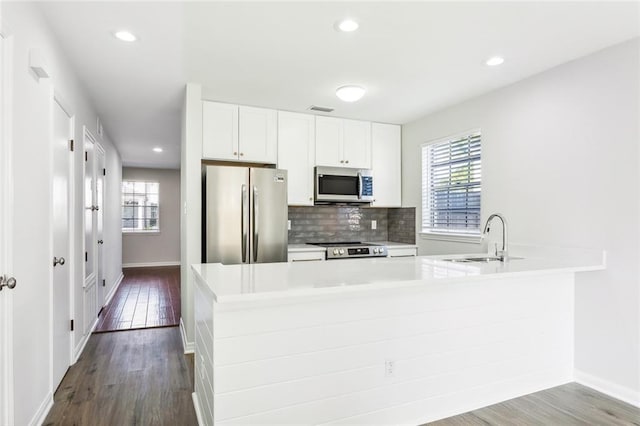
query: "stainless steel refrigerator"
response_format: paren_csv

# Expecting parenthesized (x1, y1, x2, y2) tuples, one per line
(202, 165, 288, 264)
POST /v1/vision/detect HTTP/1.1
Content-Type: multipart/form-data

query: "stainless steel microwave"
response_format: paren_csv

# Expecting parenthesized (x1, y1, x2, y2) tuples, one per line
(314, 166, 374, 204)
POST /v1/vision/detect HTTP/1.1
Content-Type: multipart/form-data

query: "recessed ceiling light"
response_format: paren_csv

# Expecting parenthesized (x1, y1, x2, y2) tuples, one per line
(336, 85, 366, 102)
(152, 147, 163, 153)
(485, 56, 505, 66)
(114, 30, 137, 42)
(335, 19, 359, 32)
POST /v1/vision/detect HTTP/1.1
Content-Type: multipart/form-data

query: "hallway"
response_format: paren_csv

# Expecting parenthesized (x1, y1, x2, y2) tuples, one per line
(43, 327, 197, 425)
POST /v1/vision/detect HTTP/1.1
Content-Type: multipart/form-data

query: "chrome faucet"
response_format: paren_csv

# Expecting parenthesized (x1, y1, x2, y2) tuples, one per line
(482, 213, 508, 261)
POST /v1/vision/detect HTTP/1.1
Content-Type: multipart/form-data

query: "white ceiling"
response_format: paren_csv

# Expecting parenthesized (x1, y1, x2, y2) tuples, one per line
(38, 2, 639, 169)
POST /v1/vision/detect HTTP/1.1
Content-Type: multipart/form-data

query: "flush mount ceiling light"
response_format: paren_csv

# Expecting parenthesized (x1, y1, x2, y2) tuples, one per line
(485, 56, 505, 66)
(336, 85, 366, 102)
(335, 19, 359, 32)
(152, 147, 163, 153)
(113, 30, 137, 42)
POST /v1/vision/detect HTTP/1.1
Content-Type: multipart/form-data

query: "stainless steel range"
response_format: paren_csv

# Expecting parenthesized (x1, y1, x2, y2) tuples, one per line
(309, 242, 388, 260)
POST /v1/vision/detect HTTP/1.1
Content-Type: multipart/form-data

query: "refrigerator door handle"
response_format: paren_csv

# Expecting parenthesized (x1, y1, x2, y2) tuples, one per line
(253, 186, 259, 262)
(241, 184, 248, 263)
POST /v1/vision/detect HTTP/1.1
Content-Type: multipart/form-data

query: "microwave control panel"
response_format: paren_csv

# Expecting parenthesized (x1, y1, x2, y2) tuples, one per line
(361, 176, 373, 196)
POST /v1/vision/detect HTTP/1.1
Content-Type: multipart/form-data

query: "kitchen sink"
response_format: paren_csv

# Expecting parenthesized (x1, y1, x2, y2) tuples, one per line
(441, 256, 523, 263)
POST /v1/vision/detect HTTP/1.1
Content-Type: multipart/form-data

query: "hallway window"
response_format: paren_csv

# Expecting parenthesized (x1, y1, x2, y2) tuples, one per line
(122, 181, 160, 232)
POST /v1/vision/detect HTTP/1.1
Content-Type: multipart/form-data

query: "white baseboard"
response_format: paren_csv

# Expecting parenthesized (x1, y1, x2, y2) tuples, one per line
(192, 392, 203, 426)
(28, 391, 53, 426)
(122, 261, 180, 268)
(73, 316, 99, 363)
(574, 369, 640, 407)
(180, 317, 194, 354)
(104, 272, 124, 306)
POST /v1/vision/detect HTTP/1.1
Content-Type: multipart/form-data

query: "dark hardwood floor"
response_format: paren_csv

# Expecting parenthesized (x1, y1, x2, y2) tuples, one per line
(43, 327, 197, 426)
(429, 382, 640, 425)
(95, 266, 180, 333)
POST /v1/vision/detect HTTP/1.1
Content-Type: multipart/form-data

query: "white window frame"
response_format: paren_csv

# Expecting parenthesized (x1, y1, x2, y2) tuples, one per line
(420, 129, 482, 243)
(121, 180, 160, 234)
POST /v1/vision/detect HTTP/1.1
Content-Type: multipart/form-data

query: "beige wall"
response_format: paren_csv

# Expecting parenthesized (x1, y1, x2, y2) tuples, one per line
(122, 167, 181, 266)
(402, 39, 639, 402)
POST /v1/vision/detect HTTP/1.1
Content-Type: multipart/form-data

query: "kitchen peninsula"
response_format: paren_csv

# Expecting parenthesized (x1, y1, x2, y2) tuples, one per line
(191, 250, 604, 425)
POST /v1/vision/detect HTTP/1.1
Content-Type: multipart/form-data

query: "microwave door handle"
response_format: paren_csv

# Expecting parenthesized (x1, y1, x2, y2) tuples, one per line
(357, 172, 363, 200)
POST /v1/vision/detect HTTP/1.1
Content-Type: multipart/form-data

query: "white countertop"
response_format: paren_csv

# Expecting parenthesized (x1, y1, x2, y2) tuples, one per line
(192, 247, 605, 304)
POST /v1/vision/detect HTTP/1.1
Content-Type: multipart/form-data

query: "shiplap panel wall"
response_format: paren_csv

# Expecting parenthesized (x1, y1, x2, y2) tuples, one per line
(194, 273, 575, 425)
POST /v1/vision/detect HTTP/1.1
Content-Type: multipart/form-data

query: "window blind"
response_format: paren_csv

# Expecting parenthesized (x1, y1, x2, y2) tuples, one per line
(422, 132, 481, 234)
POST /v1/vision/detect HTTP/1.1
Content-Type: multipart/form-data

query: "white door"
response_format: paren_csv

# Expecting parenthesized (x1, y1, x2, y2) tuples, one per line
(51, 97, 73, 389)
(95, 146, 105, 309)
(0, 30, 15, 426)
(83, 129, 97, 333)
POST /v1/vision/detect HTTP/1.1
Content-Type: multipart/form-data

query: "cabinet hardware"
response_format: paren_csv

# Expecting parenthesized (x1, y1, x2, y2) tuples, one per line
(340, 160, 344, 164)
(53, 257, 66, 267)
(233, 151, 238, 155)
(69, 139, 74, 152)
(70, 319, 74, 331)
(240, 152, 244, 156)
(345, 160, 349, 164)
(98, 240, 104, 244)
(0, 275, 17, 291)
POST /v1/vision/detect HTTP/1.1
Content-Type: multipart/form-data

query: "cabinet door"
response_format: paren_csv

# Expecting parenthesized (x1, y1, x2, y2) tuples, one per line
(239, 106, 277, 164)
(315, 116, 343, 167)
(371, 123, 401, 207)
(343, 119, 371, 169)
(202, 101, 239, 160)
(277, 112, 315, 205)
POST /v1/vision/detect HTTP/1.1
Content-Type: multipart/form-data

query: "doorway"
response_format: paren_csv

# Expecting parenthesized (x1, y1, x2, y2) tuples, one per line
(51, 95, 73, 390)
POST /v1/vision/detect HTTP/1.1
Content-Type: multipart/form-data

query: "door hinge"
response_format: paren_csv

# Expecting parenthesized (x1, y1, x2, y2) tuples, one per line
(70, 319, 74, 331)
(85, 152, 88, 162)
(69, 139, 74, 152)
(85, 252, 88, 262)
(103, 168, 106, 176)
(102, 279, 106, 287)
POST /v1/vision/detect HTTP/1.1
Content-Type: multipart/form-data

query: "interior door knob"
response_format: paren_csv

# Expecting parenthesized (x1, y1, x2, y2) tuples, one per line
(53, 257, 66, 267)
(0, 275, 16, 291)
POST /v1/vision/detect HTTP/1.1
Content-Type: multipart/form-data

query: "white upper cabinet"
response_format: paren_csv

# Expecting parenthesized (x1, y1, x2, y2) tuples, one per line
(343, 119, 371, 169)
(202, 101, 238, 161)
(239, 106, 277, 163)
(202, 101, 277, 164)
(277, 111, 316, 206)
(315, 116, 343, 167)
(371, 123, 402, 207)
(315, 116, 371, 169)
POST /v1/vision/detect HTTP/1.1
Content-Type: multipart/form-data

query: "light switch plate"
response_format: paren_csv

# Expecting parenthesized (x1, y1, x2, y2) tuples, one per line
(371, 220, 377, 230)
(288, 220, 291, 230)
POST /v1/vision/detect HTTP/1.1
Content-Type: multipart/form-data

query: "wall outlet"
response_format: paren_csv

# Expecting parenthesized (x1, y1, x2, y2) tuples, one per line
(371, 220, 377, 230)
(385, 359, 395, 377)
(288, 220, 292, 231)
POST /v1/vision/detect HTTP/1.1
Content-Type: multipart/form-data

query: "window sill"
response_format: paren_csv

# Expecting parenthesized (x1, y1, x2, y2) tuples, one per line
(122, 230, 161, 235)
(420, 231, 482, 244)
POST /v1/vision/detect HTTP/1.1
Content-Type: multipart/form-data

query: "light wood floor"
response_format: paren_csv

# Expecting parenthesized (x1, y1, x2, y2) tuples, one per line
(429, 382, 640, 425)
(44, 325, 639, 425)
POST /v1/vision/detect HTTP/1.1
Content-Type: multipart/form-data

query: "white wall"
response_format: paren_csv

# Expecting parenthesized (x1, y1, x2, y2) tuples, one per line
(402, 39, 640, 402)
(122, 167, 181, 266)
(3, 3, 122, 424)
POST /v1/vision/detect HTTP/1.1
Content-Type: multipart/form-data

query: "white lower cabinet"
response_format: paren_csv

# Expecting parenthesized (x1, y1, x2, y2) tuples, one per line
(386, 246, 417, 257)
(371, 123, 401, 207)
(277, 112, 315, 205)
